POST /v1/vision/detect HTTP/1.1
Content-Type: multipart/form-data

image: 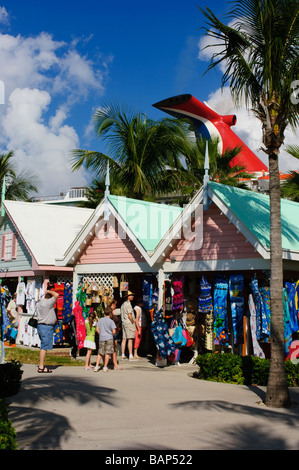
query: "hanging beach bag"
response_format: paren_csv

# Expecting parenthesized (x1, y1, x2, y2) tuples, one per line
(182, 328, 194, 347)
(92, 294, 101, 304)
(120, 275, 129, 296)
(168, 319, 177, 338)
(112, 275, 119, 288)
(172, 324, 186, 346)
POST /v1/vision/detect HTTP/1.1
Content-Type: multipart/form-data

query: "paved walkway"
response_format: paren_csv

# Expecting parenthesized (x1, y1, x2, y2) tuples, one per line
(5, 356, 299, 451)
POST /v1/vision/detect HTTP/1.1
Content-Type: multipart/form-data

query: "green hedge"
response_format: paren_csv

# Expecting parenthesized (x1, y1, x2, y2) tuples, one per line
(195, 353, 299, 386)
(0, 399, 17, 450)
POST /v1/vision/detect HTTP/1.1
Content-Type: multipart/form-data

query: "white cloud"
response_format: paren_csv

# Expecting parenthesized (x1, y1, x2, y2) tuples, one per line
(0, 29, 111, 195)
(0, 32, 64, 95)
(2, 87, 86, 195)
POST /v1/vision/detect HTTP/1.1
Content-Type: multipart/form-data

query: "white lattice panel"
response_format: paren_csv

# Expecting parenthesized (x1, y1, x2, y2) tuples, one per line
(57, 276, 73, 284)
(81, 274, 114, 296)
(27, 276, 44, 284)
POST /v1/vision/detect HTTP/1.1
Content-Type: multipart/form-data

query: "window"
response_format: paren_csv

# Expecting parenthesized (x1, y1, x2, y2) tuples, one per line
(1, 232, 17, 260)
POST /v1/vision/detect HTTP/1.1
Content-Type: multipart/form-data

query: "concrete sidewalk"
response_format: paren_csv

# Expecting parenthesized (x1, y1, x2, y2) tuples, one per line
(6, 357, 299, 451)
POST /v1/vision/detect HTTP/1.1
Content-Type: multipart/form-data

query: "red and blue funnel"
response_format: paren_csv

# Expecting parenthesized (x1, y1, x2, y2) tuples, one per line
(153, 94, 268, 173)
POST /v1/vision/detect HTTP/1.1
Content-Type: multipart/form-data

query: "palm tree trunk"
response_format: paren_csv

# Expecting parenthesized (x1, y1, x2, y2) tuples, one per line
(265, 152, 291, 408)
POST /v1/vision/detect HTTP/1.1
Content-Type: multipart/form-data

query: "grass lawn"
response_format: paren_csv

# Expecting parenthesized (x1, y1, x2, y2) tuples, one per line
(4, 346, 83, 367)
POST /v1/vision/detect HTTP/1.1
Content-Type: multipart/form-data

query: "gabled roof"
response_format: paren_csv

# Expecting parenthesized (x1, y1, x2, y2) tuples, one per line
(207, 182, 299, 259)
(17, 181, 297, 269)
(55, 195, 183, 266)
(3, 200, 94, 265)
(151, 181, 299, 263)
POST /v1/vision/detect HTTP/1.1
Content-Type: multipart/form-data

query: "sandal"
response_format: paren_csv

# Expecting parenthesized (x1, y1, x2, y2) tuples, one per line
(38, 367, 52, 373)
(114, 365, 123, 370)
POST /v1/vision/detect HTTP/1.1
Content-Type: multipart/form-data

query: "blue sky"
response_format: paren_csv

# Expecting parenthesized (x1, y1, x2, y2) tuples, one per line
(0, 1, 298, 196)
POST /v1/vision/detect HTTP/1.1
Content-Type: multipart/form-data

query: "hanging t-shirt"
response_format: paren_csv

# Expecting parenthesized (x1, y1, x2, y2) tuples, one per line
(16, 281, 26, 306)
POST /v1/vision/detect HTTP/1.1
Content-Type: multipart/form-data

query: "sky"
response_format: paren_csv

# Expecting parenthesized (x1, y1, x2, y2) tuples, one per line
(0, 0, 298, 197)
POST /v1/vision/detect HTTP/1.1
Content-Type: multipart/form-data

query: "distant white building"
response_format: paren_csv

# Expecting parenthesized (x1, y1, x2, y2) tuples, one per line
(31, 187, 88, 206)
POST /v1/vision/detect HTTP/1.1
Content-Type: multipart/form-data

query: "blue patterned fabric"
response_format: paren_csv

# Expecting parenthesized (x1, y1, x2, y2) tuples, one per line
(143, 275, 153, 311)
(285, 282, 298, 334)
(198, 276, 212, 313)
(213, 276, 229, 346)
(259, 287, 271, 342)
(151, 307, 176, 359)
(54, 321, 63, 344)
(229, 274, 244, 345)
(1, 290, 10, 340)
(62, 283, 73, 323)
(283, 287, 293, 357)
(250, 278, 269, 341)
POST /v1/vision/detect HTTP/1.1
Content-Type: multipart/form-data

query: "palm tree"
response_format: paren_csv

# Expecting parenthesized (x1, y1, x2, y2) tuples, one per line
(281, 145, 299, 201)
(0, 150, 38, 203)
(198, 0, 299, 408)
(77, 177, 126, 208)
(184, 137, 253, 190)
(71, 101, 193, 200)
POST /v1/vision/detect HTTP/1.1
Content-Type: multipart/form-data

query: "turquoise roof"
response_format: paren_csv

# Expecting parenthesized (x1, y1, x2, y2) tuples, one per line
(108, 194, 183, 252)
(209, 182, 299, 252)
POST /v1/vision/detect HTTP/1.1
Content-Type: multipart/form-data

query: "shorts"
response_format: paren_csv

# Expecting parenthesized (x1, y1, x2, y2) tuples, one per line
(122, 322, 136, 339)
(98, 339, 114, 356)
(37, 323, 55, 350)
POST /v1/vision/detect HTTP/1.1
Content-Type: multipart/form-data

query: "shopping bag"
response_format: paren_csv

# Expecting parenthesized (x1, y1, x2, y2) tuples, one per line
(182, 328, 194, 347)
(28, 317, 37, 328)
(172, 325, 186, 346)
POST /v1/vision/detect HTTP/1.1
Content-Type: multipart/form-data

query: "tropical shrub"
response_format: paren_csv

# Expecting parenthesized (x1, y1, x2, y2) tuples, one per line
(195, 353, 299, 386)
(0, 399, 17, 450)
